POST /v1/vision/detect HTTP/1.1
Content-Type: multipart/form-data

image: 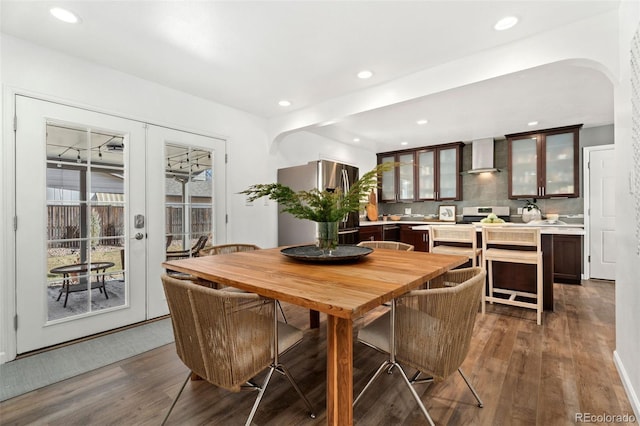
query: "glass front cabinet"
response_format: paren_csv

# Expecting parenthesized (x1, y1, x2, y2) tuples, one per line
(507, 124, 582, 199)
(378, 142, 463, 203)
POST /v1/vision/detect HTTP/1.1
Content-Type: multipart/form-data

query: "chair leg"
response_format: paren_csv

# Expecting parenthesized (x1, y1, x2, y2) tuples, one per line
(353, 360, 392, 407)
(277, 363, 316, 418)
(458, 368, 483, 408)
(395, 363, 435, 426)
(245, 366, 275, 426)
(161, 371, 192, 426)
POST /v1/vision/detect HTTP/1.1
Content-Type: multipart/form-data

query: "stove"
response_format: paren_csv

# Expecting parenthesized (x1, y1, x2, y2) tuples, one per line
(460, 206, 510, 224)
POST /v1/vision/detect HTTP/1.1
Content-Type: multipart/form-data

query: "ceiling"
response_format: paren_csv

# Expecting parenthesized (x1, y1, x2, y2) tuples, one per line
(1, 1, 617, 152)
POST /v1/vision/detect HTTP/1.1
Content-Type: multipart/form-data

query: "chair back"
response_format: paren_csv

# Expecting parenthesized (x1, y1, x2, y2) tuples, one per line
(357, 241, 414, 251)
(395, 267, 486, 381)
(429, 225, 476, 251)
(200, 243, 260, 257)
(482, 226, 540, 249)
(161, 274, 274, 392)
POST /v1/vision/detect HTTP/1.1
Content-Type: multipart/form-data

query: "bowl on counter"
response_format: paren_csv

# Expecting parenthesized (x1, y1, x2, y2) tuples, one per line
(546, 213, 559, 223)
(389, 215, 402, 221)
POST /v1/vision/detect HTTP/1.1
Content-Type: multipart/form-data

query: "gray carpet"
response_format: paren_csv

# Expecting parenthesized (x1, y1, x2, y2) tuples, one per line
(0, 317, 174, 402)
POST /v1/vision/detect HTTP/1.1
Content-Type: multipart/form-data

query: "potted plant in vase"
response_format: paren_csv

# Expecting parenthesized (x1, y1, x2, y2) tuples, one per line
(522, 199, 542, 223)
(240, 163, 394, 251)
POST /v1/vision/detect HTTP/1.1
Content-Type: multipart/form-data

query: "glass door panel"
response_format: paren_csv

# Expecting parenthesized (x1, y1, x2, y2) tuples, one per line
(398, 153, 415, 201)
(417, 150, 435, 200)
(438, 147, 457, 199)
(510, 137, 539, 197)
(545, 132, 574, 195)
(380, 155, 396, 202)
(15, 96, 146, 354)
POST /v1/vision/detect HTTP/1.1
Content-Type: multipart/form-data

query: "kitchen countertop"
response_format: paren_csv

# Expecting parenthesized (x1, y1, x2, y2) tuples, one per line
(410, 223, 585, 236)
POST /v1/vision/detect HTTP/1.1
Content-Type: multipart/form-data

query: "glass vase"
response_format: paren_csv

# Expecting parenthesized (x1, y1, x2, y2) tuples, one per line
(317, 221, 339, 251)
(522, 208, 541, 223)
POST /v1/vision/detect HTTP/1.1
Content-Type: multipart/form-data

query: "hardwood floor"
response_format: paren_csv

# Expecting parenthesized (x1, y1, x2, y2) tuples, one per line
(0, 279, 634, 425)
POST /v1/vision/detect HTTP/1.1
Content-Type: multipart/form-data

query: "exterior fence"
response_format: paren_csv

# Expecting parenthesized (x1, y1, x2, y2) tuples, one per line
(47, 205, 212, 248)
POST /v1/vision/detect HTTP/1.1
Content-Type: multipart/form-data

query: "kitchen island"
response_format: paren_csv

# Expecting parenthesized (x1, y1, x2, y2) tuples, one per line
(359, 221, 585, 311)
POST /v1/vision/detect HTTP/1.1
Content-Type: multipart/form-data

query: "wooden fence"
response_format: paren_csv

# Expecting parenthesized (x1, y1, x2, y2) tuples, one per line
(48, 205, 212, 248)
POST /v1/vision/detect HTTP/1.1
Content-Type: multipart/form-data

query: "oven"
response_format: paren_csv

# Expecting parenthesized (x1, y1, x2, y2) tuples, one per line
(460, 206, 510, 224)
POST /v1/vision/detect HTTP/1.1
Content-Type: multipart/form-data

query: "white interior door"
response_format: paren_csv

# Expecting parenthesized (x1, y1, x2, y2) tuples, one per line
(145, 125, 226, 319)
(15, 96, 147, 353)
(588, 146, 616, 280)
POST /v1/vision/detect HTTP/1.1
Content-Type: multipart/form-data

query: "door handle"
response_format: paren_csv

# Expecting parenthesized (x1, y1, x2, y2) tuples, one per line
(134, 232, 144, 240)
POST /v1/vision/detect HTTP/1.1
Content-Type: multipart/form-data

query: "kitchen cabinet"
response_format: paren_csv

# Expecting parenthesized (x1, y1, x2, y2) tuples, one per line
(416, 142, 463, 201)
(378, 142, 463, 203)
(399, 224, 429, 252)
(359, 225, 382, 242)
(507, 124, 582, 199)
(379, 152, 415, 202)
(553, 234, 582, 284)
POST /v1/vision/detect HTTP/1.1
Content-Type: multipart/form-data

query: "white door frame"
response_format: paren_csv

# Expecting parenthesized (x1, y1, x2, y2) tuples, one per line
(583, 144, 615, 280)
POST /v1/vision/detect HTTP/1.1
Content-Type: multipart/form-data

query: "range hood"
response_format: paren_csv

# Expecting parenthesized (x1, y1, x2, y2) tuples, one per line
(467, 138, 499, 173)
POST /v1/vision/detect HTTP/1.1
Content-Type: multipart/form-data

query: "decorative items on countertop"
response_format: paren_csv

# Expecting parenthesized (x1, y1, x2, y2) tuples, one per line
(522, 199, 542, 223)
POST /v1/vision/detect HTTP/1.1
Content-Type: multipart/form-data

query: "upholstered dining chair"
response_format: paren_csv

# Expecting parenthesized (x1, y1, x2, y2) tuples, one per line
(354, 267, 486, 426)
(160, 274, 315, 426)
(357, 240, 415, 251)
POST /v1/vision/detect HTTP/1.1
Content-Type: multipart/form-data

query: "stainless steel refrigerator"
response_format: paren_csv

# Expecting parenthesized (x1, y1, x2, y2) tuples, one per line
(277, 160, 359, 246)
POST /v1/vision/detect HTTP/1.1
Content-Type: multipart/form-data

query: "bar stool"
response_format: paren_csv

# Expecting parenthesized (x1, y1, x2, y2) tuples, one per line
(482, 226, 543, 325)
(428, 225, 482, 267)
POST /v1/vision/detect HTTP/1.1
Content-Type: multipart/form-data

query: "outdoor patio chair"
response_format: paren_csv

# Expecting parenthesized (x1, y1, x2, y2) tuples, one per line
(165, 235, 208, 260)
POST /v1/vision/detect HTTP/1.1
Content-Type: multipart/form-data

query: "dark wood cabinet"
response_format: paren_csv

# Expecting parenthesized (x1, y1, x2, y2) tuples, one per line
(507, 124, 582, 199)
(378, 142, 463, 203)
(399, 224, 429, 252)
(358, 225, 382, 242)
(553, 234, 582, 284)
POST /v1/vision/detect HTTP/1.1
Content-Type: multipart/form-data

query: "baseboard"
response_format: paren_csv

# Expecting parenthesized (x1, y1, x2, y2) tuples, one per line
(614, 350, 640, 421)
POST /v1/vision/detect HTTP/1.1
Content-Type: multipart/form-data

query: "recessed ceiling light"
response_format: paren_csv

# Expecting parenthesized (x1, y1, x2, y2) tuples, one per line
(416, 119, 428, 125)
(528, 121, 539, 126)
(400, 141, 409, 146)
(278, 100, 291, 107)
(50, 7, 80, 24)
(353, 138, 360, 142)
(357, 70, 373, 79)
(494, 16, 518, 31)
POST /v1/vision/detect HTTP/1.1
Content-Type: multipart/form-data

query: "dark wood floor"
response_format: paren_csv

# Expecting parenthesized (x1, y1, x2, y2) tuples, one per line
(0, 279, 634, 425)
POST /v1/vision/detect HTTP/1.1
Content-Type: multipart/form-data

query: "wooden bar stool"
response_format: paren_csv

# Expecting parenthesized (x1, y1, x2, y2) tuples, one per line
(481, 226, 543, 325)
(428, 225, 482, 267)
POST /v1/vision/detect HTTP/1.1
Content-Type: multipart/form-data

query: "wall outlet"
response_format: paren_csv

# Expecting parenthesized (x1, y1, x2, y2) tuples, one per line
(517, 207, 523, 214)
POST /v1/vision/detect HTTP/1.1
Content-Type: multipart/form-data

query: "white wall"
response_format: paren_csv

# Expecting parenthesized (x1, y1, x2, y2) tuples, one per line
(614, 1, 640, 419)
(0, 35, 371, 361)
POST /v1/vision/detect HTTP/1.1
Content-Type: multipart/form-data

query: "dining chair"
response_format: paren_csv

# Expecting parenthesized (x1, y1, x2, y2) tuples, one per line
(482, 226, 543, 324)
(357, 240, 415, 251)
(160, 274, 315, 426)
(354, 267, 486, 426)
(198, 243, 287, 323)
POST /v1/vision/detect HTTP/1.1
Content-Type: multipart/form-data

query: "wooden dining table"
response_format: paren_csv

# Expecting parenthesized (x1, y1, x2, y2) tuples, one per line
(163, 246, 466, 425)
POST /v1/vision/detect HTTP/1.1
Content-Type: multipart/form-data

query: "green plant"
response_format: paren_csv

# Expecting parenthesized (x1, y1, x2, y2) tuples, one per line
(523, 199, 539, 211)
(240, 162, 395, 222)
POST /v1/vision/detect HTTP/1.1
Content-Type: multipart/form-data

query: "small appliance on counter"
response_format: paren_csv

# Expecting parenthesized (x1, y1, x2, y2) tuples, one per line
(460, 206, 510, 224)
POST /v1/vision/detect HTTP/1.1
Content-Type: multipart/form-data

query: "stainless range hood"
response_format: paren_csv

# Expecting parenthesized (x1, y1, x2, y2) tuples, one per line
(468, 138, 499, 173)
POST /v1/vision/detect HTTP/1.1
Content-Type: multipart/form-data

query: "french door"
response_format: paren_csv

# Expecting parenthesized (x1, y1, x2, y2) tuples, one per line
(14, 96, 226, 353)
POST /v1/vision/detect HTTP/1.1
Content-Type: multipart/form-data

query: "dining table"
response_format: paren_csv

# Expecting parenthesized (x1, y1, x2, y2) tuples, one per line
(162, 246, 467, 425)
